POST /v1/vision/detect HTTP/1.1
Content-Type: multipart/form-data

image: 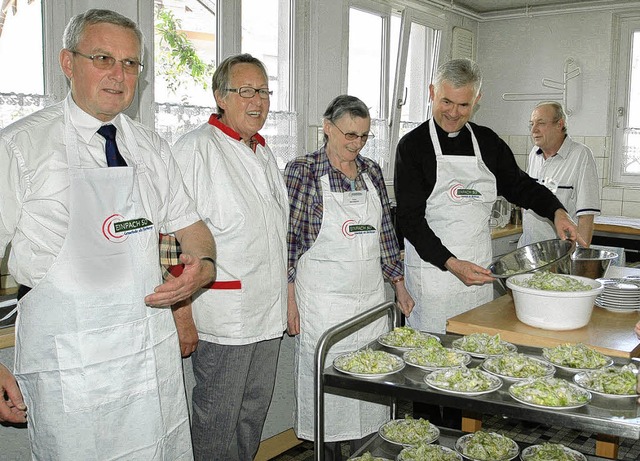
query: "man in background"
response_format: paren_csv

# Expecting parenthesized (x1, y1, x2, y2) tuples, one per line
(519, 101, 600, 247)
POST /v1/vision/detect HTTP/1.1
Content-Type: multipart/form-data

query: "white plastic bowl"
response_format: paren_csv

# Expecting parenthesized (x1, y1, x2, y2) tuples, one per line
(506, 274, 604, 331)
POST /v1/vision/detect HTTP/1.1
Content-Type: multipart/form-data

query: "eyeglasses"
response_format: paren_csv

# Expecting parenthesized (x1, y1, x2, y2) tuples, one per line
(225, 87, 273, 99)
(529, 119, 559, 130)
(331, 121, 375, 142)
(72, 51, 144, 75)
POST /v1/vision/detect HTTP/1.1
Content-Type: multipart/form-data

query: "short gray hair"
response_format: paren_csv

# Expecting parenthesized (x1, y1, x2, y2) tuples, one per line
(322, 95, 370, 143)
(212, 53, 269, 115)
(535, 100, 568, 133)
(433, 59, 482, 96)
(63, 9, 144, 60)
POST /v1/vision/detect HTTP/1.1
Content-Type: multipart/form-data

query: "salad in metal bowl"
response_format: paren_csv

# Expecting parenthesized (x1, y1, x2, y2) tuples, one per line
(481, 353, 555, 380)
(455, 431, 519, 461)
(378, 416, 439, 446)
(542, 343, 612, 371)
(349, 452, 392, 461)
(377, 326, 441, 350)
(425, 367, 502, 395)
(509, 377, 591, 409)
(333, 349, 404, 378)
(520, 443, 587, 461)
(403, 344, 471, 370)
(451, 333, 517, 358)
(398, 443, 462, 461)
(573, 364, 639, 397)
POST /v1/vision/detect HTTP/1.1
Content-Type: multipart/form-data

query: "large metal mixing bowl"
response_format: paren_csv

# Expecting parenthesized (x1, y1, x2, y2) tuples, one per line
(489, 239, 575, 290)
(569, 247, 618, 279)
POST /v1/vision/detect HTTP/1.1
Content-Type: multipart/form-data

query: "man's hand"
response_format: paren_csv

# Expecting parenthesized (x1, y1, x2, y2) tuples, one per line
(145, 253, 216, 307)
(393, 280, 415, 317)
(286, 282, 300, 336)
(445, 257, 496, 286)
(553, 209, 587, 247)
(0, 364, 27, 424)
(172, 298, 199, 357)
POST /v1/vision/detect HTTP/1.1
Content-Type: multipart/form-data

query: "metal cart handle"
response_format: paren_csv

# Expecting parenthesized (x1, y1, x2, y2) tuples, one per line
(314, 300, 399, 460)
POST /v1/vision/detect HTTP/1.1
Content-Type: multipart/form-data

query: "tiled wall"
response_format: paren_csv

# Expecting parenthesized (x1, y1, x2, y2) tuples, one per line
(502, 133, 639, 218)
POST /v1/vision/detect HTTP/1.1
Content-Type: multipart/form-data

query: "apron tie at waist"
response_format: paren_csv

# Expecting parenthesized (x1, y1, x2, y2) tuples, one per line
(17, 284, 31, 301)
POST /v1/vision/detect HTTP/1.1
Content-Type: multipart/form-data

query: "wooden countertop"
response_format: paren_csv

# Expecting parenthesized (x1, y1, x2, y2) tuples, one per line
(447, 295, 640, 358)
(490, 220, 640, 239)
(491, 224, 522, 239)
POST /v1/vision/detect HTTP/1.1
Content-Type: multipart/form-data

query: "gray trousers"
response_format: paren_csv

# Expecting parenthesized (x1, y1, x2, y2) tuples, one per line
(191, 338, 281, 461)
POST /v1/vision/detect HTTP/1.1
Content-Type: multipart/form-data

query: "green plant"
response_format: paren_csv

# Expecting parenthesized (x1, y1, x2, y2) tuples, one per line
(155, 6, 215, 97)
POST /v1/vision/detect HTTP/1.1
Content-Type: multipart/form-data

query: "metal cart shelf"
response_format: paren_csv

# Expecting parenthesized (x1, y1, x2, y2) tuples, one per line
(314, 301, 640, 460)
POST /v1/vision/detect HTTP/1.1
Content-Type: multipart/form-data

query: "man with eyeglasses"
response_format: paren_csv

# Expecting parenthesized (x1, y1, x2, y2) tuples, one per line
(518, 101, 600, 247)
(0, 8, 217, 460)
(166, 53, 289, 461)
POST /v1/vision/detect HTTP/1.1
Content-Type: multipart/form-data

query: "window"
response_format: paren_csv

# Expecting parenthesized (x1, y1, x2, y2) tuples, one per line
(0, 0, 47, 128)
(347, 2, 441, 177)
(611, 14, 640, 184)
(153, 0, 296, 165)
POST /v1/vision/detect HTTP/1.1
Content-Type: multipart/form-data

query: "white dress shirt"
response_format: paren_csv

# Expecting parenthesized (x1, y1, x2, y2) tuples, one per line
(0, 94, 199, 287)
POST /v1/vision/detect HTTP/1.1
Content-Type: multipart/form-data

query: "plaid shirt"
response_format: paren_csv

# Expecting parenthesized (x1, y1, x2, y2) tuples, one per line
(284, 146, 403, 283)
(159, 233, 181, 280)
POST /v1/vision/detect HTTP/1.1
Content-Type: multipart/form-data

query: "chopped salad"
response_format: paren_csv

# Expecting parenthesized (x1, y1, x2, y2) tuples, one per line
(509, 377, 590, 407)
(404, 344, 470, 369)
(378, 327, 441, 349)
(398, 444, 461, 461)
(452, 333, 515, 356)
(457, 431, 518, 461)
(574, 365, 638, 396)
(482, 353, 554, 379)
(510, 271, 593, 292)
(521, 443, 586, 461)
(426, 367, 501, 393)
(350, 453, 392, 461)
(542, 343, 610, 370)
(379, 416, 439, 446)
(334, 349, 403, 375)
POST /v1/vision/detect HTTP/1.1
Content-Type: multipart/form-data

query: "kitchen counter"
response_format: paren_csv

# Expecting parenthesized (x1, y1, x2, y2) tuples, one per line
(447, 265, 640, 359)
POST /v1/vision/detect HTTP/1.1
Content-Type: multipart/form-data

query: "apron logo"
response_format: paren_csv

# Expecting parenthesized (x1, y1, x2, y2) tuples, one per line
(341, 220, 376, 239)
(449, 183, 482, 202)
(102, 214, 154, 243)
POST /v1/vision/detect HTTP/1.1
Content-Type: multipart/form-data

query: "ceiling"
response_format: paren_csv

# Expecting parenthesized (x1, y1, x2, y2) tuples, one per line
(421, 0, 640, 20)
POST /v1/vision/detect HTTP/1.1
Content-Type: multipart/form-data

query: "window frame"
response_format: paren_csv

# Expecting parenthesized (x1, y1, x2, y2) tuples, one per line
(610, 12, 640, 186)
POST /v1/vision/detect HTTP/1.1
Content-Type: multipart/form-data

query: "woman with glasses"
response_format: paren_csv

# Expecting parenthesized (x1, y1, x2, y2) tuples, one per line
(284, 95, 414, 460)
(168, 53, 289, 461)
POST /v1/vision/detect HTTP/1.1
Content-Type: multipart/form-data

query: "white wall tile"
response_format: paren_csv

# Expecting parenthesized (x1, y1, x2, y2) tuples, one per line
(584, 136, 606, 158)
(601, 187, 624, 201)
(600, 200, 622, 216)
(507, 135, 531, 157)
(623, 189, 640, 203)
(622, 201, 640, 218)
(595, 157, 605, 180)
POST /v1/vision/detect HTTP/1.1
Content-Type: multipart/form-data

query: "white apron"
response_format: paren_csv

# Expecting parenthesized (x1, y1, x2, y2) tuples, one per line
(294, 173, 389, 442)
(405, 120, 496, 334)
(13, 112, 192, 460)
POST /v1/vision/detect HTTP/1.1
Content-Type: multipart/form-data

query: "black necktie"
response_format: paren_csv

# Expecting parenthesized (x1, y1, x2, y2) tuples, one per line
(97, 124, 127, 167)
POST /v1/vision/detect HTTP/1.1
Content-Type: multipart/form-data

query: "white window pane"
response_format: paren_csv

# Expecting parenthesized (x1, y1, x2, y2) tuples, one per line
(348, 9, 383, 119)
(154, 0, 216, 105)
(623, 30, 640, 175)
(0, 0, 46, 128)
(242, 0, 290, 113)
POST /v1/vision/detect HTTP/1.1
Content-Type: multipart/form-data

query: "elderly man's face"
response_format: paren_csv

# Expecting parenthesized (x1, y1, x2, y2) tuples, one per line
(60, 23, 141, 122)
(429, 81, 481, 133)
(530, 105, 564, 154)
(216, 63, 270, 140)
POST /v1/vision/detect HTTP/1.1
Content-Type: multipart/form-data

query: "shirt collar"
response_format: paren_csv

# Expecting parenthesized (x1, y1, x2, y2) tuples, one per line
(66, 93, 122, 144)
(208, 114, 266, 148)
(316, 145, 369, 177)
(535, 134, 570, 159)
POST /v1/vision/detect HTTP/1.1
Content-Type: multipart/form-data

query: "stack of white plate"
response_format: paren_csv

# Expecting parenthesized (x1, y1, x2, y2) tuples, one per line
(595, 277, 640, 312)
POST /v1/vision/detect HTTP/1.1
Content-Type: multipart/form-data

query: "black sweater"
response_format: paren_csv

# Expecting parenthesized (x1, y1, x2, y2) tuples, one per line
(394, 120, 564, 270)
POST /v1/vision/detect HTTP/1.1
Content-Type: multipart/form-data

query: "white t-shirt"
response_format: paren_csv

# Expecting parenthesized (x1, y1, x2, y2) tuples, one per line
(0, 94, 199, 287)
(519, 135, 600, 247)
